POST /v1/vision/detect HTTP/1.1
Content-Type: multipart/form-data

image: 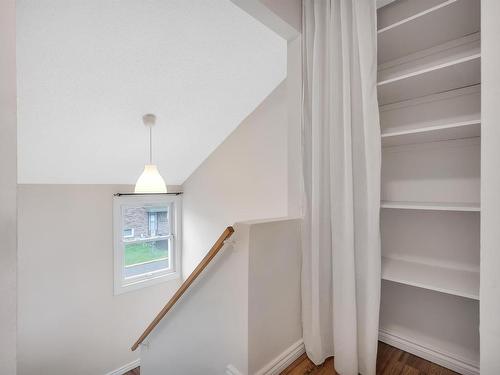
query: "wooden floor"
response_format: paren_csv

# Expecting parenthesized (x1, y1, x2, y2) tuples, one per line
(124, 368, 139, 375)
(124, 342, 458, 375)
(282, 342, 458, 375)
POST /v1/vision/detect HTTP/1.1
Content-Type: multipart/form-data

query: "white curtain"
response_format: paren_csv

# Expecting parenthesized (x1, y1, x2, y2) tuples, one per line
(301, 1, 381, 375)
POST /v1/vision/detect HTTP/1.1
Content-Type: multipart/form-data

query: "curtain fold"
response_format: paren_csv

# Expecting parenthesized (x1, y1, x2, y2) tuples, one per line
(301, 1, 381, 374)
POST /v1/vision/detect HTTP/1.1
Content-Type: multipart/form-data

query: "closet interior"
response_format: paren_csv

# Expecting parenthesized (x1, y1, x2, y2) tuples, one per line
(376, 1, 480, 374)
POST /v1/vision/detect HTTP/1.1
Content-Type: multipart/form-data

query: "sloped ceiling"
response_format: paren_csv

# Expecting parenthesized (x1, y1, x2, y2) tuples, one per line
(17, 0, 287, 184)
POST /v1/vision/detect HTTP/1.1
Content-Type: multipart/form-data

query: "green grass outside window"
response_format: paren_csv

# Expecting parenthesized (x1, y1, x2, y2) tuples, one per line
(124, 240, 168, 266)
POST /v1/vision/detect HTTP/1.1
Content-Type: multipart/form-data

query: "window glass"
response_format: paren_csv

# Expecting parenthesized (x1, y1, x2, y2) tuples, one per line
(123, 228, 134, 238)
(114, 195, 180, 294)
(122, 205, 171, 279)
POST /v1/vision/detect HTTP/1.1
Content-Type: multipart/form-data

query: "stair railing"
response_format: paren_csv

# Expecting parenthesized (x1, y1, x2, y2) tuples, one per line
(131, 226, 235, 351)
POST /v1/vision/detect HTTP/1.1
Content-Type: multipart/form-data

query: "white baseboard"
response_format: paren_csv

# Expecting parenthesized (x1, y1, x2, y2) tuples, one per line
(104, 359, 140, 375)
(254, 339, 305, 375)
(379, 328, 479, 375)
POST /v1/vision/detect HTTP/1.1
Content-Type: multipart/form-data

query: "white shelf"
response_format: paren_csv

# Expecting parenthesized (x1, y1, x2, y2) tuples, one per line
(381, 201, 480, 212)
(382, 256, 479, 300)
(379, 85, 481, 135)
(382, 119, 480, 147)
(377, 0, 447, 30)
(377, 0, 482, 369)
(378, 0, 480, 64)
(378, 37, 481, 106)
(378, 34, 480, 83)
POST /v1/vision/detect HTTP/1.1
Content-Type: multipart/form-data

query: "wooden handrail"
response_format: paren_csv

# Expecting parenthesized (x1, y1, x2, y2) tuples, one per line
(131, 226, 235, 351)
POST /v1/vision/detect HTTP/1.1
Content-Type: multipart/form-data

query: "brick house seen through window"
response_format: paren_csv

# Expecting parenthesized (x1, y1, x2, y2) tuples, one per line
(113, 194, 181, 294)
(122, 206, 170, 278)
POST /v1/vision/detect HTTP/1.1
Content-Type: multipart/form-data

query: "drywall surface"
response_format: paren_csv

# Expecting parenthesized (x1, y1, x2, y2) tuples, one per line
(17, 0, 286, 185)
(181, 82, 289, 278)
(248, 219, 302, 374)
(260, 0, 302, 32)
(141, 223, 250, 375)
(181, 0, 303, 277)
(286, 36, 303, 218)
(480, 0, 500, 372)
(140, 218, 301, 375)
(0, 1, 17, 373)
(17, 185, 181, 375)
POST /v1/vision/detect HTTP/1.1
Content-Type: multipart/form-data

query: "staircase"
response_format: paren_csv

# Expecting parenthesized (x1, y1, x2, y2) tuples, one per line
(133, 218, 302, 375)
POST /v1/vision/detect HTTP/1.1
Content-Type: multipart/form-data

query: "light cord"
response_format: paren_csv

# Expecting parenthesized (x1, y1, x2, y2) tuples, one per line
(149, 125, 153, 164)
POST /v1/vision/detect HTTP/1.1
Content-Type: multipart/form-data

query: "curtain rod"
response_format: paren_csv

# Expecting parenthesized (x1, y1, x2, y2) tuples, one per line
(114, 192, 183, 196)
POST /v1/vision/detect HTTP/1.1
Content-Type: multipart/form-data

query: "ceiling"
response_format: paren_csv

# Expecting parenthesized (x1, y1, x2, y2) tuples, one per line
(16, 0, 287, 184)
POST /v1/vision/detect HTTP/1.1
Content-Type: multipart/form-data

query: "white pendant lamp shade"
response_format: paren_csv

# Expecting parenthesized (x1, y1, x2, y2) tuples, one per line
(134, 114, 167, 193)
(135, 164, 167, 193)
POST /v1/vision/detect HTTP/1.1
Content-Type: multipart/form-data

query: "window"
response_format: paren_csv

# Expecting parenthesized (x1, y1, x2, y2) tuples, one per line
(148, 212, 157, 236)
(113, 194, 181, 294)
(123, 228, 135, 238)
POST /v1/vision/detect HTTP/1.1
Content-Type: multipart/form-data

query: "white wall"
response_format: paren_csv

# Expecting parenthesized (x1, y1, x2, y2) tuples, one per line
(248, 219, 302, 374)
(141, 224, 250, 375)
(181, 0, 302, 278)
(260, 0, 302, 32)
(286, 33, 302, 219)
(17, 185, 182, 375)
(140, 218, 302, 375)
(262, 0, 303, 218)
(0, 1, 17, 373)
(178, 3, 303, 371)
(480, 0, 500, 373)
(181, 82, 289, 277)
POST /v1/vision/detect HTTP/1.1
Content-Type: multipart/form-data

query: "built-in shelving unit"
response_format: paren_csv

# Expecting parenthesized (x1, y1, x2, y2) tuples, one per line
(377, 0, 481, 373)
(378, 34, 480, 105)
(379, 84, 481, 139)
(382, 257, 479, 300)
(381, 200, 480, 212)
(378, 0, 480, 64)
(381, 119, 480, 147)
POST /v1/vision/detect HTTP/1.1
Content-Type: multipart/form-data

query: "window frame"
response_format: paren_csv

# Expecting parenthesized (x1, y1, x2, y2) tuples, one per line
(113, 194, 182, 295)
(123, 228, 135, 238)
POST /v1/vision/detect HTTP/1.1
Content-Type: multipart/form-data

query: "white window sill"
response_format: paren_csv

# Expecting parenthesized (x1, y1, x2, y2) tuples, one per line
(114, 271, 180, 295)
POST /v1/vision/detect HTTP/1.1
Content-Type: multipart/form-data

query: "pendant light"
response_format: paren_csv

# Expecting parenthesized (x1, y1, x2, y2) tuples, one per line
(134, 114, 167, 193)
